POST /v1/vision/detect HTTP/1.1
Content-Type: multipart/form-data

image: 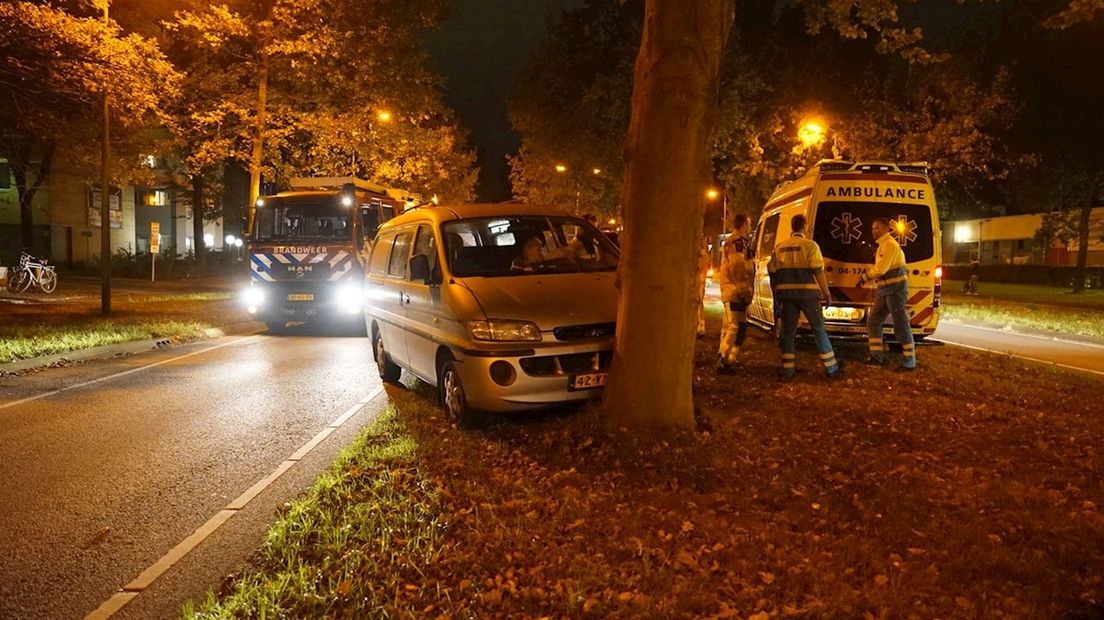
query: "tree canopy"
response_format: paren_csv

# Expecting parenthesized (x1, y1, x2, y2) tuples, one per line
(0, 0, 179, 249)
(164, 0, 477, 204)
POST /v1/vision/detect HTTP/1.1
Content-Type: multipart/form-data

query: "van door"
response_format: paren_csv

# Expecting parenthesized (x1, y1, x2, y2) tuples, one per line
(403, 225, 443, 383)
(379, 229, 415, 366)
(749, 211, 781, 326)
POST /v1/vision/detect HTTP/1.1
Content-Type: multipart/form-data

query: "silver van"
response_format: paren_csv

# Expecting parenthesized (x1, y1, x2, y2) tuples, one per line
(363, 203, 619, 427)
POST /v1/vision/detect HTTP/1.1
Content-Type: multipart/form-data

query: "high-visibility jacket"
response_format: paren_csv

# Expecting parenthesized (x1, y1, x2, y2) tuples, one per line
(768, 233, 825, 300)
(719, 234, 753, 303)
(865, 232, 907, 294)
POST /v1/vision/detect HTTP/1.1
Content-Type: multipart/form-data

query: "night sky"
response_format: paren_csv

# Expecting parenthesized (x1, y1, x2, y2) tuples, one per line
(426, 0, 585, 202)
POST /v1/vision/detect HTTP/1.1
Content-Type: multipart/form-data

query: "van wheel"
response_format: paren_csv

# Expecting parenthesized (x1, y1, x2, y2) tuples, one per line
(374, 332, 402, 383)
(439, 361, 483, 430)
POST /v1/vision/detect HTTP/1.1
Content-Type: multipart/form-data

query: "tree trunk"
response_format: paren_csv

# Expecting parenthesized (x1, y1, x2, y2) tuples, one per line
(12, 144, 54, 252)
(1072, 198, 1092, 293)
(246, 54, 269, 237)
(192, 175, 206, 265)
(13, 159, 35, 252)
(603, 0, 733, 428)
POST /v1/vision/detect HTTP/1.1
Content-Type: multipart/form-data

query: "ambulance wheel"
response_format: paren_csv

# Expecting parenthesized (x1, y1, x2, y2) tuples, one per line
(374, 331, 402, 383)
(265, 320, 285, 334)
(439, 360, 483, 430)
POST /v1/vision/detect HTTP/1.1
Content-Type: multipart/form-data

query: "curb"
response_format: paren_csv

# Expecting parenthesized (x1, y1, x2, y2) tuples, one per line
(0, 321, 265, 374)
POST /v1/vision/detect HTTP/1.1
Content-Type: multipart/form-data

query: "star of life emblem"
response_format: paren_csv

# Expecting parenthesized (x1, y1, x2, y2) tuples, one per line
(830, 213, 863, 244)
(893, 215, 919, 246)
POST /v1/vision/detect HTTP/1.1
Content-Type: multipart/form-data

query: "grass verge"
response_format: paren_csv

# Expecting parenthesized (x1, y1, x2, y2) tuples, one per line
(941, 281, 1104, 339)
(0, 294, 245, 364)
(191, 313, 1104, 619)
(941, 302, 1104, 339)
(0, 319, 214, 363)
(943, 280, 1104, 310)
(184, 406, 449, 618)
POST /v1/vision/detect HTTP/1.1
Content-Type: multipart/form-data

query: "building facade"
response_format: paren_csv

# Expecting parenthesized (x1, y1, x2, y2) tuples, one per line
(943, 208, 1104, 266)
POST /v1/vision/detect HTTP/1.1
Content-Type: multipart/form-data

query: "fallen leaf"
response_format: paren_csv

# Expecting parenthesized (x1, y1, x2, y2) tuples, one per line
(874, 574, 889, 586)
(759, 571, 775, 585)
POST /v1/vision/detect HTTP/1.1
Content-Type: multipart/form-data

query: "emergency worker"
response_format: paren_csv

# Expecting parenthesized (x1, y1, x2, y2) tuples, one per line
(767, 214, 841, 380)
(717, 214, 754, 373)
(859, 217, 916, 370)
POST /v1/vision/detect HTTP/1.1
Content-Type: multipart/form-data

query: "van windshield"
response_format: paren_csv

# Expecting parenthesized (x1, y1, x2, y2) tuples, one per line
(254, 197, 351, 242)
(442, 216, 619, 277)
(813, 201, 934, 263)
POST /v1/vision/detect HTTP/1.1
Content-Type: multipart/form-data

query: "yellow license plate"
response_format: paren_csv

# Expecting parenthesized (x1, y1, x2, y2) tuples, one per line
(824, 306, 864, 321)
(287, 293, 314, 301)
(569, 372, 607, 391)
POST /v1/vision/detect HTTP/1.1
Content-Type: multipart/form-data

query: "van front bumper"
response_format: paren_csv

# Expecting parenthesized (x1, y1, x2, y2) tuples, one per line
(453, 342, 613, 413)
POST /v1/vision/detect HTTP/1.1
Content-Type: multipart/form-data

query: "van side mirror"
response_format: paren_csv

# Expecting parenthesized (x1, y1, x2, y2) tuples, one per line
(409, 254, 431, 283)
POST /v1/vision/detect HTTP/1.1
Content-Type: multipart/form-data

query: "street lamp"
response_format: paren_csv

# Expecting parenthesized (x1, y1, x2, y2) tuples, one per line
(798, 119, 827, 148)
(555, 164, 567, 173)
(592, 168, 602, 175)
(377, 110, 393, 123)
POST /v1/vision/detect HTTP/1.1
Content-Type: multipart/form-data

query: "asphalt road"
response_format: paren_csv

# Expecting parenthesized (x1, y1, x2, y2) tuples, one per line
(933, 320, 1104, 377)
(0, 328, 388, 619)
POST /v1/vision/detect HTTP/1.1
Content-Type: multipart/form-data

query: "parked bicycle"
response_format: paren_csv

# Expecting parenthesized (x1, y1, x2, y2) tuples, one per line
(7, 252, 57, 294)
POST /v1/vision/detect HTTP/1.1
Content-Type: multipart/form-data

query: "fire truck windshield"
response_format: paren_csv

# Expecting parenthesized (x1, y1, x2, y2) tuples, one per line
(254, 198, 352, 242)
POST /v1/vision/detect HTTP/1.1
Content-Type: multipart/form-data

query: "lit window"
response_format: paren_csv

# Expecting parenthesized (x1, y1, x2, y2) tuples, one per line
(142, 189, 169, 207)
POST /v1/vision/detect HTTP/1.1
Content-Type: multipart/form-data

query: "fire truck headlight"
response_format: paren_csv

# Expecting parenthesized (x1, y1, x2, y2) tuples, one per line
(336, 283, 363, 314)
(242, 286, 264, 313)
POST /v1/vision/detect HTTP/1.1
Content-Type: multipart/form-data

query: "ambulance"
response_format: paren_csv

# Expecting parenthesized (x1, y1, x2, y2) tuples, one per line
(747, 161, 942, 339)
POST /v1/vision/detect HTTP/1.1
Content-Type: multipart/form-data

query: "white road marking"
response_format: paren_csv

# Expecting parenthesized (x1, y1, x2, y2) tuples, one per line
(943, 320, 1104, 350)
(83, 385, 386, 620)
(935, 338, 1104, 378)
(0, 335, 262, 412)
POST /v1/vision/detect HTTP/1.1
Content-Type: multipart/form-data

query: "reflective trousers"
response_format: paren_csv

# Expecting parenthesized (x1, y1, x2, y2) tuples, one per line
(719, 300, 749, 363)
(867, 281, 916, 368)
(778, 297, 840, 377)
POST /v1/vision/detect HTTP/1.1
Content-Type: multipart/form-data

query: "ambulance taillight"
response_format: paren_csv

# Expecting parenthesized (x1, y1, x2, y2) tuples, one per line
(933, 265, 942, 308)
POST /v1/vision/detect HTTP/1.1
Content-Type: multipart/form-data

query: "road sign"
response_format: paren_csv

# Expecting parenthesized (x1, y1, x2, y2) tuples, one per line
(150, 221, 160, 282)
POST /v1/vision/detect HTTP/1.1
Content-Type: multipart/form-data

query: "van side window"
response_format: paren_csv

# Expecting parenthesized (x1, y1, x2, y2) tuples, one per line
(368, 234, 393, 275)
(412, 225, 438, 280)
(387, 232, 413, 278)
(758, 213, 781, 257)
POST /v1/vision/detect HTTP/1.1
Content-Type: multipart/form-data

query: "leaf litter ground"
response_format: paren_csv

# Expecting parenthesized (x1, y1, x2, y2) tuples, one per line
(194, 313, 1104, 619)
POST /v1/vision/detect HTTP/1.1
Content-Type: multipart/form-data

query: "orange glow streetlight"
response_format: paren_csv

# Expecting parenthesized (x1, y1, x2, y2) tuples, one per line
(798, 119, 827, 148)
(377, 110, 393, 123)
(592, 167, 602, 175)
(555, 164, 567, 173)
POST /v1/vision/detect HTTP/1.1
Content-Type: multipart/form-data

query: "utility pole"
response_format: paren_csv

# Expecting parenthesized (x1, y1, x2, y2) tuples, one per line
(100, 0, 111, 316)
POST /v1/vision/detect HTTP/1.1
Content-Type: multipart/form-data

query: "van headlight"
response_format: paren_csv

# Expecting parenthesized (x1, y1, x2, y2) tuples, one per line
(335, 283, 363, 314)
(466, 320, 542, 342)
(242, 286, 264, 313)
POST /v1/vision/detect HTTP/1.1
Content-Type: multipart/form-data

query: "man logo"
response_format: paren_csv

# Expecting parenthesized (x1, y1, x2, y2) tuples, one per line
(289, 265, 314, 279)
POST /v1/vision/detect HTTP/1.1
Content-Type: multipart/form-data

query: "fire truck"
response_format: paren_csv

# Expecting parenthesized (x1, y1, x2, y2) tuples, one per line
(242, 177, 420, 333)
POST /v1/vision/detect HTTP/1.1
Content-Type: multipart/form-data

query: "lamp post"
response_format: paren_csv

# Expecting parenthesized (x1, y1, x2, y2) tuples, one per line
(554, 164, 581, 212)
(707, 187, 727, 234)
(99, 0, 111, 316)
